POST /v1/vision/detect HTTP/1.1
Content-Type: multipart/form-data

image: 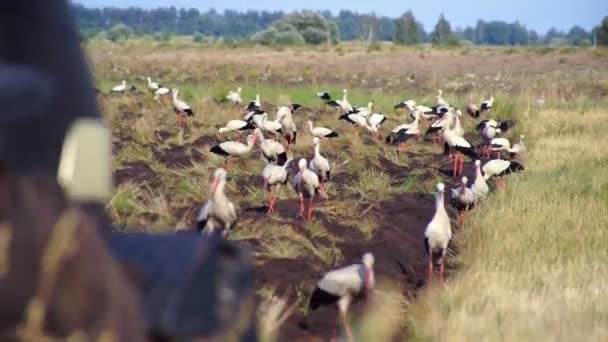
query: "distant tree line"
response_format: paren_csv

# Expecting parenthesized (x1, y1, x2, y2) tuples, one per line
(71, 4, 608, 47)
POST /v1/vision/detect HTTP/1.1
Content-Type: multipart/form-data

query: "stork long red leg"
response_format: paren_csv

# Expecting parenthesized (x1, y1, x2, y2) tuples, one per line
(459, 154, 465, 176)
(299, 194, 305, 217)
(307, 198, 314, 221)
(340, 311, 354, 342)
(453, 153, 458, 177)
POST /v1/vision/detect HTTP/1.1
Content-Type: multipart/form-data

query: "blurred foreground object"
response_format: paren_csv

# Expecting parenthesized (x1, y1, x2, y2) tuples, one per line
(0, 0, 258, 340)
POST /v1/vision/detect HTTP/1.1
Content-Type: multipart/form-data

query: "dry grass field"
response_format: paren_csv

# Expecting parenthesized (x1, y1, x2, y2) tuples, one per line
(89, 39, 608, 341)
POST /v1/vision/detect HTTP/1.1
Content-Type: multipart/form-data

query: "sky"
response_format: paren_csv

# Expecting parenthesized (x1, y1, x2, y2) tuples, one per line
(73, 0, 607, 33)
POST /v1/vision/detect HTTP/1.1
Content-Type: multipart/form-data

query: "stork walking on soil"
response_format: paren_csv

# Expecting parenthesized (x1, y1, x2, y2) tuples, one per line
(300, 253, 375, 342)
(262, 159, 292, 215)
(294, 158, 323, 221)
(425, 183, 452, 284)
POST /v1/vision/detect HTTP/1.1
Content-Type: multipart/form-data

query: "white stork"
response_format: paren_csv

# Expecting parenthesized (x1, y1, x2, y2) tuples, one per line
(262, 159, 293, 215)
(294, 158, 322, 221)
(338, 112, 376, 135)
(316, 91, 331, 101)
(368, 112, 387, 139)
(111, 80, 127, 93)
(227, 87, 243, 105)
(452, 109, 465, 138)
(209, 134, 256, 170)
(327, 89, 354, 114)
(352, 102, 373, 118)
(147, 77, 160, 91)
(451, 176, 475, 224)
(385, 112, 420, 151)
(482, 159, 524, 190)
(443, 112, 478, 177)
(253, 128, 288, 166)
(490, 134, 511, 159)
(307, 120, 338, 139)
(246, 94, 261, 111)
(424, 183, 451, 283)
(470, 160, 490, 201)
(218, 119, 254, 141)
(480, 96, 494, 113)
(436, 89, 449, 107)
(277, 104, 299, 150)
(153, 87, 171, 101)
(172, 88, 194, 127)
(508, 135, 526, 157)
(252, 112, 282, 137)
(196, 168, 237, 237)
(300, 253, 375, 342)
(309, 137, 331, 192)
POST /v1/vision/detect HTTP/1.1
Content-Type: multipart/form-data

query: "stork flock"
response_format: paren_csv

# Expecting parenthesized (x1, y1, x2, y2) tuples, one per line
(109, 79, 526, 341)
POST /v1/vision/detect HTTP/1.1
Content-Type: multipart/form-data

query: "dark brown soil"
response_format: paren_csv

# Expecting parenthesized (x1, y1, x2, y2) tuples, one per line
(113, 161, 160, 188)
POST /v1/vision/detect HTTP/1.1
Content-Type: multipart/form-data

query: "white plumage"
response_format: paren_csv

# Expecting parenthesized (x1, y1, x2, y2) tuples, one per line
(327, 89, 354, 114)
(252, 113, 282, 136)
(308, 138, 330, 189)
(436, 89, 449, 107)
(262, 159, 292, 215)
(172, 88, 193, 116)
(253, 128, 287, 165)
(246, 94, 261, 111)
(480, 96, 494, 112)
(294, 158, 321, 220)
(111, 80, 127, 93)
(451, 110, 465, 138)
(369, 112, 387, 129)
(218, 119, 252, 134)
(227, 87, 242, 104)
(196, 168, 237, 236)
(277, 104, 298, 147)
(210, 135, 256, 159)
(451, 176, 476, 224)
(508, 135, 526, 156)
(307, 120, 338, 139)
(490, 136, 511, 158)
(424, 182, 452, 283)
(482, 159, 524, 189)
(470, 160, 490, 201)
(153, 87, 171, 101)
(147, 77, 160, 91)
(302, 253, 375, 340)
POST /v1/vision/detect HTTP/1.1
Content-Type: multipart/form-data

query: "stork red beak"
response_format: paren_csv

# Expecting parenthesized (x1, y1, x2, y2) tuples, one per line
(210, 178, 219, 193)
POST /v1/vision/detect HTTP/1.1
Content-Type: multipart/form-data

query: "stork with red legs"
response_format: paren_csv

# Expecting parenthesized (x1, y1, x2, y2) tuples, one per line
(424, 183, 452, 284)
(294, 158, 322, 221)
(262, 159, 292, 215)
(308, 138, 330, 193)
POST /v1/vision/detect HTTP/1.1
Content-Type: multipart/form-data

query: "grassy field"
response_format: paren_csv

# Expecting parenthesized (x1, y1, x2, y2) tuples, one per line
(89, 40, 608, 340)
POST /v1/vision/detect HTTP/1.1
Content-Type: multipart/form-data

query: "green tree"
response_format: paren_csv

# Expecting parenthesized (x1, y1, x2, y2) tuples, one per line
(252, 12, 339, 45)
(106, 23, 133, 42)
(567, 26, 590, 46)
(596, 16, 608, 46)
(394, 11, 419, 45)
(431, 14, 458, 46)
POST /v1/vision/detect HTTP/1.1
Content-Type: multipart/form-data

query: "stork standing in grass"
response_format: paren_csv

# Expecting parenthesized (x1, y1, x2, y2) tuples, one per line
(481, 127, 501, 158)
(172, 88, 194, 127)
(309, 138, 331, 192)
(483, 159, 524, 190)
(196, 168, 237, 237)
(436, 89, 449, 107)
(424, 183, 451, 284)
(451, 176, 475, 225)
(246, 94, 261, 111)
(262, 159, 292, 215)
(470, 160, 490, 201)
(300, 253, 375, 342)
(490, 134, 511, 159)
(218, 119, 254, 141)
(338, 112, 376, 136)
(424, 115, 447, 144)
(147, 77, 161, 91)
(368, 111, 387, 139)
(252, 112, 283, 137)
(153, 87, 171, 101)
(352, 102, 373, 118)
(210, 135, 256, 170)
(386, 112, 420, 151)
(307, 120, 338, 139)
(294, 158, 323, 221)
(443, 112, 478, 177)
(277, 104, 300, 150)
(226, 87, 242, 105)
(394, 100, 434, 120)
(316, 91, 331, 101)
(508, 135, 526, 158)
(480, 96, 494, 114)
(253, 128, 288, 166)
(111, 80, 127, 93)
(327, 89, 354, 114)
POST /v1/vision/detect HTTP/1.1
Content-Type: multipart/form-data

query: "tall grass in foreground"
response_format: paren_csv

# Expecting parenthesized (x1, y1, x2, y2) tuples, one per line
(407, 108, 608, 341)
